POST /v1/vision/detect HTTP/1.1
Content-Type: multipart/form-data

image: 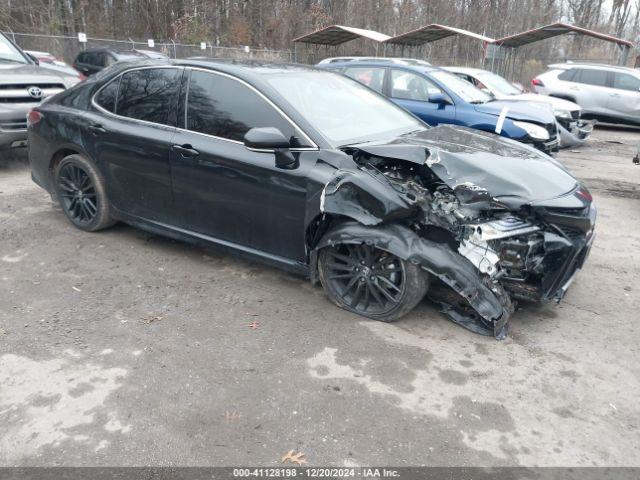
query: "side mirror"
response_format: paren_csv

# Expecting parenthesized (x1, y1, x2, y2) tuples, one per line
(26, 53, 40, 65)
(429, 91, 449, 105)
(243, 127, 298, 169)
(244, 127, 291, 150)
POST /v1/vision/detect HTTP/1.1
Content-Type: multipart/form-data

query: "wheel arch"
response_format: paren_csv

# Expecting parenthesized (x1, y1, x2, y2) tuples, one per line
(311, 219, 510, 336)
(48, 144, 95, 197)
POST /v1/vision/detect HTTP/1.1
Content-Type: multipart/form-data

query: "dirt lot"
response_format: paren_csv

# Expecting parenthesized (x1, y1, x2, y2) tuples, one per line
(1, 126, 639, 467)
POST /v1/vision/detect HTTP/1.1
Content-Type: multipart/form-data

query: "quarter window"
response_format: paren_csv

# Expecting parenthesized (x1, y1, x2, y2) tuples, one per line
(343, 67, 386, 93)
(612, 72, 640, 92)
(95, 77, 120, 113)
(116, 68, 182, 125)
(573, 69, 609, 87)
(185, 70, 307, 145)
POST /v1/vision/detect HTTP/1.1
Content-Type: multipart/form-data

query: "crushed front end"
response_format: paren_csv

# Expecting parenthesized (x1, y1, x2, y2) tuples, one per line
(322, 125, 596, 339)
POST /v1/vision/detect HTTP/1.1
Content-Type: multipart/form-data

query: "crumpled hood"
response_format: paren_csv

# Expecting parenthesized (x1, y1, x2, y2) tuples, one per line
(472, 99, 557, 125)
(347, 125, 578, 207)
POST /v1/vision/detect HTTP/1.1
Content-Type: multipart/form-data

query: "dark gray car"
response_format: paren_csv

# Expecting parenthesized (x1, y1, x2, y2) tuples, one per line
(0, 33, 80, 157)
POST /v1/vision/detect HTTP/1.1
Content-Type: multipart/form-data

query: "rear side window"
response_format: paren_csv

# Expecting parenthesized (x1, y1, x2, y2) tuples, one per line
(343, 67, 386, 93)
(95, 77, 120, 113)
(558, 69, 575, 81)
(612, 72, 640, 92)
(116, 68, 182, 125)
(573, 69, 609, 87)
(185, 70, 307, 144)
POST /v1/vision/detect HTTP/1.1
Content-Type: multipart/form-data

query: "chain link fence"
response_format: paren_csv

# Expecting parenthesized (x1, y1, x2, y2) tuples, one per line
(2, 31, 293, 65)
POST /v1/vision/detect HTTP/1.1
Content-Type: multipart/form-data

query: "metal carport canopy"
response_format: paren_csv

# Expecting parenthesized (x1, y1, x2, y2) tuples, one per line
(292, 25, 390, 45)
(493, 22, 633, 48)
(384, 24, 494, 46)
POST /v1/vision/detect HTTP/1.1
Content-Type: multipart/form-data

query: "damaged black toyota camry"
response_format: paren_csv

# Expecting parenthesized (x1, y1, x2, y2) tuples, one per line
(28, 59, 596, 339)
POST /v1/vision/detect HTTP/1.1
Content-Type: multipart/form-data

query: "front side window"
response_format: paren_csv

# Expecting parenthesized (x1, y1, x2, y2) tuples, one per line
(186, 70, 307, 144)
(116, 68, 182, 125)
(574, 69, 609, 87)
(390, 70, 433, 102)
(344, 67, 386, 93)
(612, 72, 640, 92)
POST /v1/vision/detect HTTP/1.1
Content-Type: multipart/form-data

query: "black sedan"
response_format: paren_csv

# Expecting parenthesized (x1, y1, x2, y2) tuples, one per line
(28, 59, 596, 339)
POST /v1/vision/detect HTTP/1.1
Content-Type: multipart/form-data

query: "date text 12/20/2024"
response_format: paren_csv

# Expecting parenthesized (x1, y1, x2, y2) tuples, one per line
(233, 468, 400, 478)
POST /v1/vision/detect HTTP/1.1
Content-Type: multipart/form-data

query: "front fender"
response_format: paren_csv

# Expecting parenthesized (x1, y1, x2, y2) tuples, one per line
(311, 220, 510, 338)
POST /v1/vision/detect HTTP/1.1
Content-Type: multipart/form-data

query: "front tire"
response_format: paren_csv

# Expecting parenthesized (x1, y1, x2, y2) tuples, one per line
(318, 243, 429, 322)
(54, 154, 115, 231)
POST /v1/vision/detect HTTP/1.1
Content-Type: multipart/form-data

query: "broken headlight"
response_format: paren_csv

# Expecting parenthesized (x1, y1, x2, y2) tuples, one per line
(513, 121, 550, 140)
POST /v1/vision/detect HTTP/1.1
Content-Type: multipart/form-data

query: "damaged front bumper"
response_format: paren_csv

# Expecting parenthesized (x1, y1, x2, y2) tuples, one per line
(558, 119, 595, 148)
(311, 221, 513, 340)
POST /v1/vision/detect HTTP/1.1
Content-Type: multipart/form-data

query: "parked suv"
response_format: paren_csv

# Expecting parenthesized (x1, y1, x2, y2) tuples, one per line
(445, 66, 593, 148)
(0, 32, 80, 157)
(73, 48, 148, 76)
(318, 58, 559, 155)
(532, 63, 640, 126)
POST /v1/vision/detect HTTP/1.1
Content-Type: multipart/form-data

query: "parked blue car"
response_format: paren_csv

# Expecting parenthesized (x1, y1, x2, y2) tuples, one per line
(317, 58, 559, 155)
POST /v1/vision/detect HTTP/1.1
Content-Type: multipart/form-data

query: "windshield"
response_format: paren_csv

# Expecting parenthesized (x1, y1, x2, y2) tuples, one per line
(267, 71, 426, 147)
(0, 34, 28, 64)
(430, 70, 492, 104)
(476, 71, 521, 96)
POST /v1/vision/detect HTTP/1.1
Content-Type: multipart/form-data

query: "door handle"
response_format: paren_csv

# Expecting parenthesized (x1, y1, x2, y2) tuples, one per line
(88, 124, 107, 135)
(172, 144, 200, 158)
(610, 93, 621, 97)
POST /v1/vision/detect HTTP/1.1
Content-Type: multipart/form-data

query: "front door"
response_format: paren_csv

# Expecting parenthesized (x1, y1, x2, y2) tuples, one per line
(607, 71, 640, 122)
(170, 68, 316, 262)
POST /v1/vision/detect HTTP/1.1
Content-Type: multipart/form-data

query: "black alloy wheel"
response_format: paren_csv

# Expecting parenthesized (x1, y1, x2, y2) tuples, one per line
(319, 243, 429, 321)
(58, 163, 98, 225)
(54, 154, 115, 232)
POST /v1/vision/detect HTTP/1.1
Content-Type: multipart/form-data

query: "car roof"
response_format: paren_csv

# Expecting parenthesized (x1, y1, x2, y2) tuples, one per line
(318, 56, 432, 66)
(80, 48, 146, 57)
(319, 58, 438, 73)
(180, 58, 320, 76)
(548, 62, 639, 74)
(443, 66, 486, 75)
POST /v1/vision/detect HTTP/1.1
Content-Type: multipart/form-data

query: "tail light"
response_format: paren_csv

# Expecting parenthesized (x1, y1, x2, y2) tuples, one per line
(531, 78, 544, 87)
(27, 110, 43, 127)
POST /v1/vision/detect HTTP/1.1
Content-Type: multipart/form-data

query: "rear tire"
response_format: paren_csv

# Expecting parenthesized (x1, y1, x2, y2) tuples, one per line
(318, 242, 429, 322)
(54, 154, 116, 232)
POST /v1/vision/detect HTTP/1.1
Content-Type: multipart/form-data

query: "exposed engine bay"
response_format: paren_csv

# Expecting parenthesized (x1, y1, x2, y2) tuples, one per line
(315, 126, 596, 339)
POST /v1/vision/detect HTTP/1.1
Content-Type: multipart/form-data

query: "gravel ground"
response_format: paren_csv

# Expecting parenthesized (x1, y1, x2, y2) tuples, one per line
(1, 125, 639, 467)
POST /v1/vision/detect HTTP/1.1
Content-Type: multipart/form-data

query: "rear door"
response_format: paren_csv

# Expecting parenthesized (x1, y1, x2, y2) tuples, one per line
(83, 66, 183, 221)
(607, 72, 640, 122)
(569, 68, 612, 115)
(387, 69, 455, 125)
